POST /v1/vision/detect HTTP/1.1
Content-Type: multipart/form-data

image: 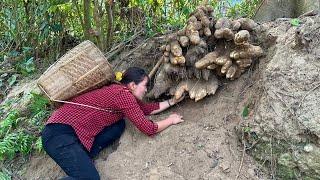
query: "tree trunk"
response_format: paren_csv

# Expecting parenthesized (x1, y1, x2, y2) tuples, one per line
(13, 1, 20, 50)
(105, 0, 114, 50)
(73, 0, 85, 32)
(93, 0, 103, 50)
(83, 0, 92, 40)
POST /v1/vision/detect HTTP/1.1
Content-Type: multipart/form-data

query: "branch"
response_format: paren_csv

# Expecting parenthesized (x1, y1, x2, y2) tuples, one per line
(299, 82, 320, 108)
(149, 56, 164, 78)
(252, 0, 266, 19)
(105, 29, 143, 60)
(0, 69, 17, 74)
(236, 133, 245, 180)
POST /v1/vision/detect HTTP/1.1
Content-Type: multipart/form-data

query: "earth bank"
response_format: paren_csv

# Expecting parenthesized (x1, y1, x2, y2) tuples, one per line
(6, 13, 320, 180)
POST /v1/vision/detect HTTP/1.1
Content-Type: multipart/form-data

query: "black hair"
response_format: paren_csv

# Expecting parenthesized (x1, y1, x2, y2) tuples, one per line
(120, 67, 149, 85)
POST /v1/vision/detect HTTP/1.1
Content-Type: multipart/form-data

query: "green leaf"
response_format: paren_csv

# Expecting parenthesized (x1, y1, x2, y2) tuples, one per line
(25, 57, 35, 73)
(28, 92, 50, 114)
(51, 0, 70, 6)
(291, 18, 300, 27)
(34, 137, 43, 152)
(40, 22, 48, 31)
(51, 23, 63, 32)
(8, 50, 19, 57)
(18, 57, 35, 75)
(182, 7, 191, 15)
(0, 171, 11, 180)
(242, 105, 249, 118)
(243, 126, 252, 133)
(7, 75, 17, 87)
(22, 47, 33, 54)
(0, 110, 20, 137)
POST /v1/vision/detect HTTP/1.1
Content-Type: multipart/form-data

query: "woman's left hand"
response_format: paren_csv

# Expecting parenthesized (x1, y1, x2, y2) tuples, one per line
(169, 94, 185, 106)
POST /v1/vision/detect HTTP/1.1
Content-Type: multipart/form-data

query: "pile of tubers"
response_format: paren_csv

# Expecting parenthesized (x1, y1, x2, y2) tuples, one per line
(149, 4, 263, 102)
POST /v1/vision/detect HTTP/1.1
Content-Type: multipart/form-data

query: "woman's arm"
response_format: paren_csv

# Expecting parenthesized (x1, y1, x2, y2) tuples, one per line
(150, 95, 185, 115)
(150, 99, 172, 115)
(116, 89, 183, 136)
(156, 113, 184, 133)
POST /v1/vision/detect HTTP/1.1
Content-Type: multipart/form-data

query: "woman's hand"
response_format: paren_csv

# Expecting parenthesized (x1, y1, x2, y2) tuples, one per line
(151, 94, 185, 115)
(168, 94, 185, 106)
(156, 113, 184, 133)
(168, 113, 184, 125)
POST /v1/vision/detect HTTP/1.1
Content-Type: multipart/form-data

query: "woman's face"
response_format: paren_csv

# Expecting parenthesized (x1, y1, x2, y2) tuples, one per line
(130, 76, 148, 100)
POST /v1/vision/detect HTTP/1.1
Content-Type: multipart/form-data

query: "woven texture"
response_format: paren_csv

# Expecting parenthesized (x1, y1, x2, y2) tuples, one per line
(38, 40, 114, 100)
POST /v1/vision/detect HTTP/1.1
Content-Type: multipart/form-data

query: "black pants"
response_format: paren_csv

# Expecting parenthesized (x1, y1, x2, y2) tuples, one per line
(41, 120, 125, 180)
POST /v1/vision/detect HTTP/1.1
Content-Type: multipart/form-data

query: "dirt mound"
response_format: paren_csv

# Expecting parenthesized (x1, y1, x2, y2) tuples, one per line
(242, 14, 320, 179)
(24, 72, 265, 180)
(21, 39, 267, 180)
(17, 14, 320, 180)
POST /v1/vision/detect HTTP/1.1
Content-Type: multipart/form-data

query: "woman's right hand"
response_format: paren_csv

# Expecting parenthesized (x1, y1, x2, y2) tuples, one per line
(168, 113, 184, 125)
(156, 113, 184, 133)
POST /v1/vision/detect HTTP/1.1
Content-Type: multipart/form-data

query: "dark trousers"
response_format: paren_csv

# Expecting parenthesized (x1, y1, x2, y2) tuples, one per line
(41, 120, 125, 180)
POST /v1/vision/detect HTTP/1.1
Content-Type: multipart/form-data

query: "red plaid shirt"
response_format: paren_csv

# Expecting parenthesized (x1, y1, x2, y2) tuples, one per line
(46, 84, 159, 151)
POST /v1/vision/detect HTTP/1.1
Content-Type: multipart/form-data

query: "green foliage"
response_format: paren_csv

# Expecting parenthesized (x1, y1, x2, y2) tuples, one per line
(250, 139, 304, 179)
(28, 92, 51, 115)
(0, 131, 34, 160)
(242, 105, 249, 118)
(0, 133, 16, 160)
(0, 98, 18, 118)
(34, 137, 43, 153)
(0, 93, 52, 160)
(291, 18, 301, 27)
(127, 0, 263, 36)
(277, 164, 297, 179)
(0, 0, 263, 85)
(0, 0, 74, 101)
(16, 57, 36, 76)
(0, 110, 20, 138)
(243, 126, 252, 133)
(0, 171, 11, 180)
(128, 0, 199, 36)
(6, 75, 17, 87)
(227, 0, 262, 18)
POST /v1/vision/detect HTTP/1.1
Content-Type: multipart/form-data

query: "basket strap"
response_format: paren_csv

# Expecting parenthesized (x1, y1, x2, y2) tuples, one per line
(38, 85, 120, 113)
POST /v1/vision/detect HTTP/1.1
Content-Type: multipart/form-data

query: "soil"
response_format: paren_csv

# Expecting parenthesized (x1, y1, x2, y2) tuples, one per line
(12, 14, 320, 179)
(22, 66, 267, 179)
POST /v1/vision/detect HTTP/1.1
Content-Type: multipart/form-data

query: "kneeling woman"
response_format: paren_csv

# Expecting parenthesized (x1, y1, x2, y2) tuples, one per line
(41, 67, 184, 179)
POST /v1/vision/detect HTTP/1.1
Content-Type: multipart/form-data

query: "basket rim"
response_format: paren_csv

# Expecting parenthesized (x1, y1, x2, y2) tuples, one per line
(36, 40, 114, 100)
(37, 40, 113, 83)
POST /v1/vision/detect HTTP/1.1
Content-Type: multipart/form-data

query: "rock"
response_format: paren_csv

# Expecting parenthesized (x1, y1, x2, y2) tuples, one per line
(219, 162, 231, 173)
(304, 144, 313, 152)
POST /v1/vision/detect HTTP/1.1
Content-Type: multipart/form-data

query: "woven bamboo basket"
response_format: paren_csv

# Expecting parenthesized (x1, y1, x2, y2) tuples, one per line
(37, 40, 114, 101)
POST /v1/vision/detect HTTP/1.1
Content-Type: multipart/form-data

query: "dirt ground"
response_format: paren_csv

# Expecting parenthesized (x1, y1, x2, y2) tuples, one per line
(100, 72, 267, 180)
(2, 7, 320, 180)
(20, 14, 319, 179)
(22, 64, 267, 179)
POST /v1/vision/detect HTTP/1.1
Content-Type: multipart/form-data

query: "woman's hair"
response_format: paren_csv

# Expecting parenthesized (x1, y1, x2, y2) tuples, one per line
(120, 67, 149, 85)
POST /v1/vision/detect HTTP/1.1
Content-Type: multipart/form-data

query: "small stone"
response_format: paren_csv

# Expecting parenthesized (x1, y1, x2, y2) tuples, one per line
(219, 162, 231, 173)
(247, 168, 256, 177)
(211, 158, 219, 168)
(303, 144, 313, 152)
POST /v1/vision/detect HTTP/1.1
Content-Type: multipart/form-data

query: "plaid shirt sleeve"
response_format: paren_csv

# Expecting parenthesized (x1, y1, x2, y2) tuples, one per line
(114, 89, 158, 136)
(136, 100, 160, 115)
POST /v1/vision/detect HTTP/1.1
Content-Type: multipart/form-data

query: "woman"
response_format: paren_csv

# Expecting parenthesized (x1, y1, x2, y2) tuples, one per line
(41, 67, 184, 179)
